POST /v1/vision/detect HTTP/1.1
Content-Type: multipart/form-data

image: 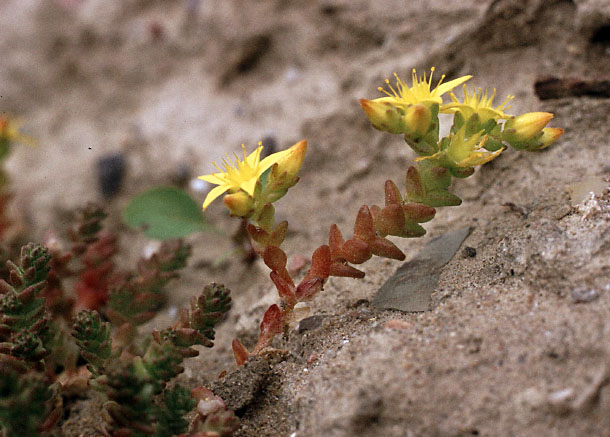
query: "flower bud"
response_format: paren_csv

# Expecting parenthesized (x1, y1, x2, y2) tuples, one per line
(223, 191, 254, 217)
(535, 127, 564, 149)
(404, 104, 432, 138)
(360, 98, 406, 134)
(502, 112, 553, 143)
(272, 140, 308, 189)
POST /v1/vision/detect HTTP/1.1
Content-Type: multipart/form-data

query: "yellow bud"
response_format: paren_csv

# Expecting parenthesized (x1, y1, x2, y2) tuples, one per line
(536, 127, 564, 149)
(503, 112, 553, 143)
(404, 104, 432, 137)
(360, 98, 406, 134)
(223, 191, 254, 217)
(274, 140, 307, 188)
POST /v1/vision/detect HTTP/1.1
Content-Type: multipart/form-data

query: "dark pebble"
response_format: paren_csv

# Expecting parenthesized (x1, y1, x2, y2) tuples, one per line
(97, 153, 126, 198)
(298, 315, 325, 334)
(463, 246, 477, 258)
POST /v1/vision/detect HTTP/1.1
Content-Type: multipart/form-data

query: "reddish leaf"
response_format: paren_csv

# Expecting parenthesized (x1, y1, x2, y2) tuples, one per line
(263, 245, 287, 272)
(246, 224, 269, 244)
(368, 236, 405, 260)
(260, 304, 283, 336)
(384, 180, 403, 206)
(353, 205, 376, 242)
(232, 339, 249, 366)
(192, 387, 217, 402)
(341, 238, 372, 264)
(309, 245, 331, 279)
(329, 261, 366, 278)
(270, 271, 296, 306)
(402, 203, 436, 223)
(375, 204, 406, 236)
(295, 277, 324, 301)
(328, 224, 345, 261)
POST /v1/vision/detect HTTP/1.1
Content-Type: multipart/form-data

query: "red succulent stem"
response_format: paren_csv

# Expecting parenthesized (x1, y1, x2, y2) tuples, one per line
(232, 174, 436, 365)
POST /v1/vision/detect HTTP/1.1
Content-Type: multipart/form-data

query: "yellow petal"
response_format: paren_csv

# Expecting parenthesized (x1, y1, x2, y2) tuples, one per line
(198, 173, 225, 184)
(240, 176, 258, 197)
(435, 75, 472, 97)
(456, 148, 503, 167)
(258, 147, 291, 173)
(202, 185, 230, 210)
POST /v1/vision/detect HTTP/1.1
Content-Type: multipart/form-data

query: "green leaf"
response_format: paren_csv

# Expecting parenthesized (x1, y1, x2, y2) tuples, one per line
(123, 187, 214, 239)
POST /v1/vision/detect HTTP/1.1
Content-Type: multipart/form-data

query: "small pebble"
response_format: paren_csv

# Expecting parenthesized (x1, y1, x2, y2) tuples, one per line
(547, 388, 575, 415)
(571, 287, 599, 303)
(306, 353, 318, 365)
(463, 246, 477, 258)
(384, 319, 413, 330)
(97, 153, 126, 198)
(297, 315, 325, 333)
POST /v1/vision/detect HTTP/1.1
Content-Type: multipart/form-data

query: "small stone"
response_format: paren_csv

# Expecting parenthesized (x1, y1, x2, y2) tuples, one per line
(571, 287, 599, 303)
(97, 153, 126, 198)
(298, 315, 325, 333)
(567, 176, 608, 207)
(463, 246, 477, 258)
(306, 353, 318, 365)
(384, 319, 413, 330)
(197, 398, 224, 416)
(547, 388, 575, 415)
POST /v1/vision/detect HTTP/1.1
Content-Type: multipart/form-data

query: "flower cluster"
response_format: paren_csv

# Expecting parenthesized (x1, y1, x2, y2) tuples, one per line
(361, 68, 563, 165)
(198, 68, 564, 367)
(199, 140, 307, 226)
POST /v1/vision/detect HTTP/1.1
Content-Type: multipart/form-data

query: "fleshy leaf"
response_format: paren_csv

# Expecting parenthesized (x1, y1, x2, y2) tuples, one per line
(123, 187, 214, 239)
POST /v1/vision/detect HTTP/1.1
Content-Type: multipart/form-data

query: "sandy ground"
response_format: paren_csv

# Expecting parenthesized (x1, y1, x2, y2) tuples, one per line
(1, 0, 609, 436)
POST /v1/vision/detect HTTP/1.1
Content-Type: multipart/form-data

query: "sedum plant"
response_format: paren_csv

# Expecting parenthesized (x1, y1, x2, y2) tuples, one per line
(0, 207, 238, 436)
(198, 68, 563, 365)
(71, 283, 235, 437)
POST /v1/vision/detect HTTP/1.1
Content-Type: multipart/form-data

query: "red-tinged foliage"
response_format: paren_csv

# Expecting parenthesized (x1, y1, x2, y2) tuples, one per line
(295, 277, 324, 301)
(406, 165, 424, 201)
(259, 304, 283, 337)
(402, 203, 436, 223)
(341, 238, 372, 264)
(251, 304, 283, 356)
(328, 224, 345, 261)
(353, 205, 376, 241)
(81, 231, 117, 267)
(270, 271, 296, 306)
(375, 204, 406, 236)
(232, 339, 249, 366)
(329, 262, 365, 278)
(74, 262, 114, 311)
(307, 245, 331, 280)
(368, 236, 405, 260)
(384, 180, 403, 206)
(263, 245, 287, 272)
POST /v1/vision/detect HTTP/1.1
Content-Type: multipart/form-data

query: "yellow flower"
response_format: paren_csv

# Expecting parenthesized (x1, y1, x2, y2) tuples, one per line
(0, 116, 36, 146)
(416, 125, 503, 168)
(376, 67, 472, 107)
(199, 144, 282, 210)
(199, 140, 307, 211)
(442, 86, 514, 121)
